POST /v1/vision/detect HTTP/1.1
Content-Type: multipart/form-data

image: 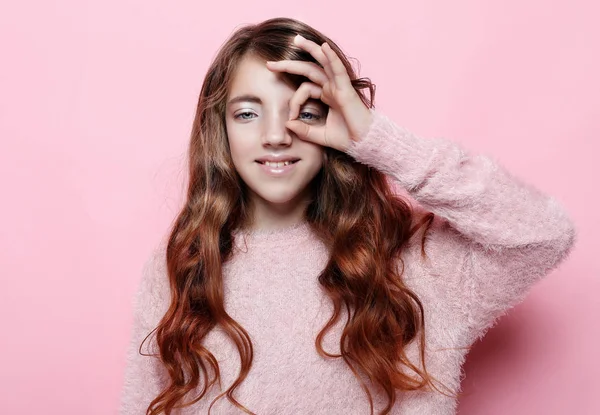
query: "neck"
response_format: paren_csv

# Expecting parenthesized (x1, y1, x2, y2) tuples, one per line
(245, 193, 310, 232)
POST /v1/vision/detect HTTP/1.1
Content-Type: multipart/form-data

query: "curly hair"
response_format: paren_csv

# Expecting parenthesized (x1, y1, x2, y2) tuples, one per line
(140, 16, 459, 415)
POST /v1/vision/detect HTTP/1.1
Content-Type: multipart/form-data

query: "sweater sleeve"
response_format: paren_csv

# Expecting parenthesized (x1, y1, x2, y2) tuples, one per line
(119, 245, 171, 414)
(345, 108, 577, 343)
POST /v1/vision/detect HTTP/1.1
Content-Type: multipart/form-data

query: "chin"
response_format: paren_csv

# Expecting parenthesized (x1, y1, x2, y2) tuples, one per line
(256, 191, 301, 205)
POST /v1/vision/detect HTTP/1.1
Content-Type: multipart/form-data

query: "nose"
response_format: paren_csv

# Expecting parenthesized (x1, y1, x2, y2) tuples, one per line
(261, 112, 293, 147)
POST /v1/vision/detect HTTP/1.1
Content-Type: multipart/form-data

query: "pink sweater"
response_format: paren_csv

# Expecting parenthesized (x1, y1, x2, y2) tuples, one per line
(119, 109, 576, 414)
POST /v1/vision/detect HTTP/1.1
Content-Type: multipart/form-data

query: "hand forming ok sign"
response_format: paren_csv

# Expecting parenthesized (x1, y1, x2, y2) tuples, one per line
(265, 34, 374, 153)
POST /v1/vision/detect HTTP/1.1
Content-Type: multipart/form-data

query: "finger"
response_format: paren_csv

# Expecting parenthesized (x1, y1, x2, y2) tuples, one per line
(285, 118, 328, 148)
(266, 60, 328, 87)
(321, 42, 354, 92)
(318, 44, 335, 82)
(293, 34, 335, 81)
(288, 82, 323, 120)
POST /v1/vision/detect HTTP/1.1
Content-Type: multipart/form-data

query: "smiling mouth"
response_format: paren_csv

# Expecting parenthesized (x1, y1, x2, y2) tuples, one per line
(255, 160, 300, 166)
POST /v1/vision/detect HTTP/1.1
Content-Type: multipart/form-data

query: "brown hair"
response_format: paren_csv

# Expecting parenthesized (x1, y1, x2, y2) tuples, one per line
(141, 17, 460, 415)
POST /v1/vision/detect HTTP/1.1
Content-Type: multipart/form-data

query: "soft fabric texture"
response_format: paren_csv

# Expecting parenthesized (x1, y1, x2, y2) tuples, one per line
(119, 108, 576, 414)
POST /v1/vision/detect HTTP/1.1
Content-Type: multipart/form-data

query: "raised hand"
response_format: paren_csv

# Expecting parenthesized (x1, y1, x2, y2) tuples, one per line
(265, 34, 373, 153)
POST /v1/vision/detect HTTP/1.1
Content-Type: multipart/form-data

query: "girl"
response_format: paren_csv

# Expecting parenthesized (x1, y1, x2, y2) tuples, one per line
(119, 17, 576, 415)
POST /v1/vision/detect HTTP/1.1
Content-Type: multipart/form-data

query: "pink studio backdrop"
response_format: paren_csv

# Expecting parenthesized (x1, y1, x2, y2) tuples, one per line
(0, 1, 597, 414)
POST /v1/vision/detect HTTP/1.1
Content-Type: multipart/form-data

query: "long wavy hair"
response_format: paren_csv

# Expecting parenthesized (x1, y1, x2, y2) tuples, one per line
(141, 17, 461, 415)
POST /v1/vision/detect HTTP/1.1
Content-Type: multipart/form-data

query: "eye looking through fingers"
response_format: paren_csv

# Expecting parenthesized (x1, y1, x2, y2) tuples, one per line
(288, 81, 326, 121)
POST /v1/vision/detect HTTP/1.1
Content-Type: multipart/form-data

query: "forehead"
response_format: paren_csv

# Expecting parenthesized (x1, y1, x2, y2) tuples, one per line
(228, 55, 289, 95)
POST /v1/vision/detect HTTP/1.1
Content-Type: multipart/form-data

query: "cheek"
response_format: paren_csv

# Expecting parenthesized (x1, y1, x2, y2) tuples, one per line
(226, 133, 252, 163)
(299, 149, 325, 181)
(306, 146, 325, 167)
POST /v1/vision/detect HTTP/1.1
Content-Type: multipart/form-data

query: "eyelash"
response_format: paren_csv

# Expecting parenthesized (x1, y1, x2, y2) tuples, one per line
(234, 111, 322, 121)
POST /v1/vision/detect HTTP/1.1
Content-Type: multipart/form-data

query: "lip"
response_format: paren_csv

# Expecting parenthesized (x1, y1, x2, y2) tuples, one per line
(255, 154, 301, 163)
(255, 160, 299, 176)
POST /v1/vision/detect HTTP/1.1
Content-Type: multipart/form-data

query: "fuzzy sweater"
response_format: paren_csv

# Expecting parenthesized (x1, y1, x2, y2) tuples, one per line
(119, 109, 577, 414)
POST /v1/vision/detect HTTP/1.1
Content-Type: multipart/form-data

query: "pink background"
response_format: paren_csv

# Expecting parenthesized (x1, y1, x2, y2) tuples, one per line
(1, 1, 597, 414)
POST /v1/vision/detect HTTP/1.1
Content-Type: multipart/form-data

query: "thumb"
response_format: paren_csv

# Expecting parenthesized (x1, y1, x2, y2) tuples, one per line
(285, 120, 325, 147)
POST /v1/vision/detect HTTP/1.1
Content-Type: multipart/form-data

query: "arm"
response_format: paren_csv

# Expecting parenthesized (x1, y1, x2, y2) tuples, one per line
(119, 245, 170, 414)
(345, 109, 577, 343)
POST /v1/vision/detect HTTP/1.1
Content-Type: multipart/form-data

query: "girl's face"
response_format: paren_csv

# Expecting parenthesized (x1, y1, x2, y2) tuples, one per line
(225, 54, 327, 212)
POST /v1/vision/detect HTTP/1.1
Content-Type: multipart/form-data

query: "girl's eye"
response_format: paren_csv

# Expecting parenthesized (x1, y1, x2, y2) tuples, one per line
(298, 111, 322, 121)
(234, 111, 256, 120)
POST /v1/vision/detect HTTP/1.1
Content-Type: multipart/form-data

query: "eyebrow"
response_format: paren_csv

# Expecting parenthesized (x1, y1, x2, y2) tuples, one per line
(227, 94, 324, 107)
(227, 94, 263, 106)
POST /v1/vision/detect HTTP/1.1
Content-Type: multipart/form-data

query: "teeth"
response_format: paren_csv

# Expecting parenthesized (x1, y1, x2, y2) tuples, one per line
(264, 160, 294, 167)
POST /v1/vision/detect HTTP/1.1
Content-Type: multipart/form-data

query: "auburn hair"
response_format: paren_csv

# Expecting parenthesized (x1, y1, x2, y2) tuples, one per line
(140, 16, 461, 415)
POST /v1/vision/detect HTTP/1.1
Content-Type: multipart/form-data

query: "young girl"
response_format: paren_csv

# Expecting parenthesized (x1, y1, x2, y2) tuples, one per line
(119, 17, 576, 415)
